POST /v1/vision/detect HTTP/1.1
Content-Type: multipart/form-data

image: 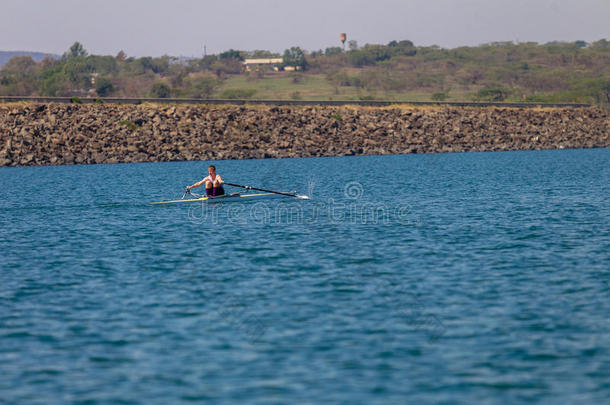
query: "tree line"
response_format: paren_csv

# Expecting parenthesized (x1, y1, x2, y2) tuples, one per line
(1, 39, 608, 104)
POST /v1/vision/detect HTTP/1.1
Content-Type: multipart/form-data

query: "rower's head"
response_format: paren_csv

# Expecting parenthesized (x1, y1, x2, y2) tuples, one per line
(208, 165, 216, 176)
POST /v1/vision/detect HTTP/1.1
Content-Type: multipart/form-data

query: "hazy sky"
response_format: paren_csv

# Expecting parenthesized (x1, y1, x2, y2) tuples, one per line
(1, 0, 608, 57)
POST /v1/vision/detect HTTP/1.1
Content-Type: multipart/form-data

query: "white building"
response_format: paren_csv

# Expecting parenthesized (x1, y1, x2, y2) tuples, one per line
(243, 58, 283, 71)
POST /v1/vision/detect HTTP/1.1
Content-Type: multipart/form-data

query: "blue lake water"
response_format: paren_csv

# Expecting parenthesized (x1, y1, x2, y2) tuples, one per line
(1, 149, 609, 404)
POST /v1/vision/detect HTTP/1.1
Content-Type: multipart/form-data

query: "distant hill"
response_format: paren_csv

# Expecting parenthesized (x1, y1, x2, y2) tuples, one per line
(0, 51, 58, 67)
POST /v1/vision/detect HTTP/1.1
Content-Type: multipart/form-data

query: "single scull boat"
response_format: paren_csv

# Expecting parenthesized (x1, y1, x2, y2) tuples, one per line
(150, 183, 309, 205)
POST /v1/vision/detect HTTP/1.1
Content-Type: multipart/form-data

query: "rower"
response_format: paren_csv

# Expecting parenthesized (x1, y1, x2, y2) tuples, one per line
(186, 165, 225, 197)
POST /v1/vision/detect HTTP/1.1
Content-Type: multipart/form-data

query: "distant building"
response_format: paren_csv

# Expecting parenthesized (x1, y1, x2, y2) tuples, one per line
(243, 58, 283, 72)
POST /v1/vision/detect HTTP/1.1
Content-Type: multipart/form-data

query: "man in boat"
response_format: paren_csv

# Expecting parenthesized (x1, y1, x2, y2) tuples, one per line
(186, 165, 225, 197)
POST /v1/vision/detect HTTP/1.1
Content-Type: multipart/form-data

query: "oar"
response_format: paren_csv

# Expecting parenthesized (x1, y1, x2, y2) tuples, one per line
(224, 182, 310, 199)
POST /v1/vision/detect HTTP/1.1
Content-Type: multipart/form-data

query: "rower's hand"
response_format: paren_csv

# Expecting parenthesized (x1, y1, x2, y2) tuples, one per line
(185, 186, 191, 191)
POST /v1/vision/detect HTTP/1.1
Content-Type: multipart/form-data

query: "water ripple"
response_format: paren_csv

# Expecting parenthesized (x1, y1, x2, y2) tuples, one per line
(1, 149, 609, 403)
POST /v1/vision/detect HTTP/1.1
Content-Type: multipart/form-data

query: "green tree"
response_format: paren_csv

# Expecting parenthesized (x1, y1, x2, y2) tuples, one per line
(590, 39, 609, 49)
(282, 47, 307, 70)
(88, 55, 118, 75)
(219, 49, 244, 61)
(65, 42, 88, 59)
(574, 40, 587, 48)
(137, 57, 154, 72)
(210, 58, 243, 77)
(325, 47, 343, 56)
(150, 56, 171, 74)
(95, 77, 114, 96)
(347, 50, 376, 67)
(189, 55, 217, 72)
(0, 56, 39, 95)
(40, 66, 70, 96)
(62, 57, 92, 86)
(347, 44, 395, 67)
(391, 40, 417, 57)
(2, 55, 37, 73)
(249, 50, 279, 58)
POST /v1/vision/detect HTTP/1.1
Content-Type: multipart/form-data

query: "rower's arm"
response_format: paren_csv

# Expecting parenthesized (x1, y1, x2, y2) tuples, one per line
(187, 179, 205, 190)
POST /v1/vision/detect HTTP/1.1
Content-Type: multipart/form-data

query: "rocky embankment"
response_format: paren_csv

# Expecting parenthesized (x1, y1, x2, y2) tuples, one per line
(0, 103, 608, 166)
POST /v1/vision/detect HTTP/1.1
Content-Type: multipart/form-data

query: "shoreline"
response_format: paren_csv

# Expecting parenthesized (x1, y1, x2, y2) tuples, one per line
(0, 103, 608, 167)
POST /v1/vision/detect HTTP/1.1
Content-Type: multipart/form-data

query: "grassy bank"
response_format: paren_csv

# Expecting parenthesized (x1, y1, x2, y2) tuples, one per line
(1, 41, 608, 104)
(221, 73, 476, 102)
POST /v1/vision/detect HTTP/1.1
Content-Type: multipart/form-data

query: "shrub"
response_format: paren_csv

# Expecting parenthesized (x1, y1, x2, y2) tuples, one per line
(95, 77, 114, 97)
(326, 70, 350, 86)
(347, 50, 376, 67)
(219, 88, 257, 99)
(150, 82, 171, 98)
(118, 120, 140, 130)
(571, 78, 610, 104)
(431, 92, 449, 101)
(475, 86, 511, 101)
(183, 74, 221, 98)
(325, 47, 343, 56)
